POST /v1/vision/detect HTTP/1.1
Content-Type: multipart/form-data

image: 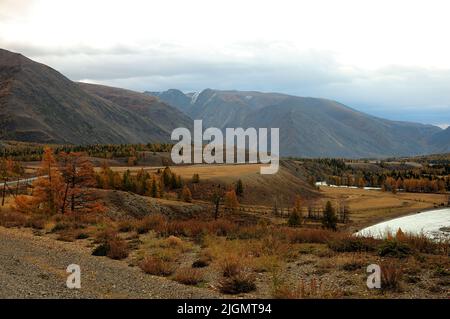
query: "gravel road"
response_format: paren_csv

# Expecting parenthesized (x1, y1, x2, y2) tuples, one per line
(0, 227, 221, 299)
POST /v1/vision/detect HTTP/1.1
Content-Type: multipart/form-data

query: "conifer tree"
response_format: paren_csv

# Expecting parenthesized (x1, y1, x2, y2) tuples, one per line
(322, 201, 338, 230)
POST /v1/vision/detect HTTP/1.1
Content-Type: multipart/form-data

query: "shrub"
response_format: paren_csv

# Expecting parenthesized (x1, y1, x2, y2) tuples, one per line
(273, 278, 320, 299)
(25, 215, 46, 229)
(181, 186, 192, 203)
(166, 235, 183, 247)
(173, 267, 204, 285)
(341, 256, 365, 271)
(401, 233, 445, 255)
(381, 261, 403, 291)
(378, 240, 412, 258)
(288, 211, 302, 227)
(51, 221, 71, 233)
(135, 214, 167, 234)
(75, 232, 89, 239)
(92, 243, 109, 256)
(286, 228, 334, 244)
(220, 255, 242, 277)
(328, 235, 378, 253)
(139, 256, 174, 276)
(57, 231, 76, 242)
(94, 229, 117, 243)
(219, 272, 256, 294)
(107, 237, 129, 260)
(118, 219, 134, 232)
(164, 219, 230, 238)
(192, 251, 213, 268)
(91, 231, 129, 260)
(228, 224, 266, 240)
(0, 210, 27, 227)
(192, 258, 210, 268)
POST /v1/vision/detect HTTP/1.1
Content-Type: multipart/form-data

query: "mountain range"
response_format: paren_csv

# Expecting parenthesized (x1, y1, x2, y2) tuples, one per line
(0, 48, 191, 144)
(146, 89, 447, 158)
(0, 48, 448, 158)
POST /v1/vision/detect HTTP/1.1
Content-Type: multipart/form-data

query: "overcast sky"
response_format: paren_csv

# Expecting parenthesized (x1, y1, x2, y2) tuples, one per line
(1, 0, 450, 127)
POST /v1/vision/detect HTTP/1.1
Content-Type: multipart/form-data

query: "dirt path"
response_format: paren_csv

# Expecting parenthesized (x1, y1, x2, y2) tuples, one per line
(0, 227, 221, 299)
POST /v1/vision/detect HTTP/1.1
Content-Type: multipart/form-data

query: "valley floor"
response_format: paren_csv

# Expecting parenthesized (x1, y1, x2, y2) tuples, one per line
(0, 225, 448, 299)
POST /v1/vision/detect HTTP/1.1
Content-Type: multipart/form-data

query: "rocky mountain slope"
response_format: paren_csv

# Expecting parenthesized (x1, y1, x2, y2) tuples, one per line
(0, 48, 190, 144)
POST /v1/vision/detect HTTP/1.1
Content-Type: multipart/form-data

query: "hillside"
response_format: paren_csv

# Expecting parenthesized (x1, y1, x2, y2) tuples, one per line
(148, 89, 442, 158)
(78, 83, 192, 133)
(0, 49, 190, 144)
(428, 127, 450, 153)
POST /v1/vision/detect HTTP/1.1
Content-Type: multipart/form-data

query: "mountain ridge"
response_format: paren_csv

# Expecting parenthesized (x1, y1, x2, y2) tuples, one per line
(0, 48, 191, 145)
(146, 88, 443, 158)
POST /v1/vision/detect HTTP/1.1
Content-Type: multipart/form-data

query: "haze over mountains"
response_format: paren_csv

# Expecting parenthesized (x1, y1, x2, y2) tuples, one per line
(0, 48, 448, 158)
(147, 89, 447, 158)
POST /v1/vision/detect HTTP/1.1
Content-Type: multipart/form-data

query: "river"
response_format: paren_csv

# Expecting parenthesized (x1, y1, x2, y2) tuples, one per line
(356, 208, 450, 240)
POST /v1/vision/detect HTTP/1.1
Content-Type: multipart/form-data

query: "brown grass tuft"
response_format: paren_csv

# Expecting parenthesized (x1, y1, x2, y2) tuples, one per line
(219, 272, 256, 294)
(0, 209, 27, 228)
(220, 255, 242, 277)
(172, 267, 204, 285)
(381, 261, 403, 291)
(139, 256, 174, 276)
(107, 237, 129, 260)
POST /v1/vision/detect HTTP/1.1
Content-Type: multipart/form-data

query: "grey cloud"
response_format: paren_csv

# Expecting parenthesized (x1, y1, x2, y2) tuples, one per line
(1, 40, 450, 125)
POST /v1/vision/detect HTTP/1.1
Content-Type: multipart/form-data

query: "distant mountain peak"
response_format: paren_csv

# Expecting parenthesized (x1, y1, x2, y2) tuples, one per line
(145, 87, 442, 158)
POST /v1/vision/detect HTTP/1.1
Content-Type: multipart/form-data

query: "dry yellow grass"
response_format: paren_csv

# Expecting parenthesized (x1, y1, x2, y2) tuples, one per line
(318, 186, 448, 229)
(94, 163, 263, 180)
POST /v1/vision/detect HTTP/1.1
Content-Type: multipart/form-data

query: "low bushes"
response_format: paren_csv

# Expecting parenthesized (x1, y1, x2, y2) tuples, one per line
(0, 210, 27, 228)
(92, 231, 129, 260)
(328, 235, 378, 253)
(219, 272, 256, 294)
(220, 255, 242, 278)
(162, 219, 236, 238)
(381, 261, 403, 291)
(173, 267, 204, 285)
(134, 214, 167, 234)
(285, 228, 335, 244)
(139, 256, 174, 276)
(378, 240, 412, 258)
(273, 278, 324, 299)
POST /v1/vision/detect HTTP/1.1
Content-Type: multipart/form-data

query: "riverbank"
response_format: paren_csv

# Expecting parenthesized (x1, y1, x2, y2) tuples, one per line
(357, 208, 450, 240)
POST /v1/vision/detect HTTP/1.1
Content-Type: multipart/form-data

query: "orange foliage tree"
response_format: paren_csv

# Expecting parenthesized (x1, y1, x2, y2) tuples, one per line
(15, 148, 104, 215)
(224, 190, 239, 212)
(59, 152, 101, 214)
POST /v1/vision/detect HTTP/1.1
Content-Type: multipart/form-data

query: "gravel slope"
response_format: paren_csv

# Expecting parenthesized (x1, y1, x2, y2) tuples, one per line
(0, 227, 221, 299)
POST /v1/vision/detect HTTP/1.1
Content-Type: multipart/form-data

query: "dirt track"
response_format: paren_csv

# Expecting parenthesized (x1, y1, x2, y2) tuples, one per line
(0, 227, 220, 299)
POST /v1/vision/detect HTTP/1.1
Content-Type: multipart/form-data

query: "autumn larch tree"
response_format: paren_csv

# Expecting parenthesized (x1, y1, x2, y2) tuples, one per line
(288, 195, 303, 227)
(322, 201, 338, 231)
(181, 185, 192, 203)
(31, 147, 65, 215)
(1, 158, 14, 206)
(149, 175, 160, 198)
(59, 152, 99, 214)
(224, 189, 239, 213)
